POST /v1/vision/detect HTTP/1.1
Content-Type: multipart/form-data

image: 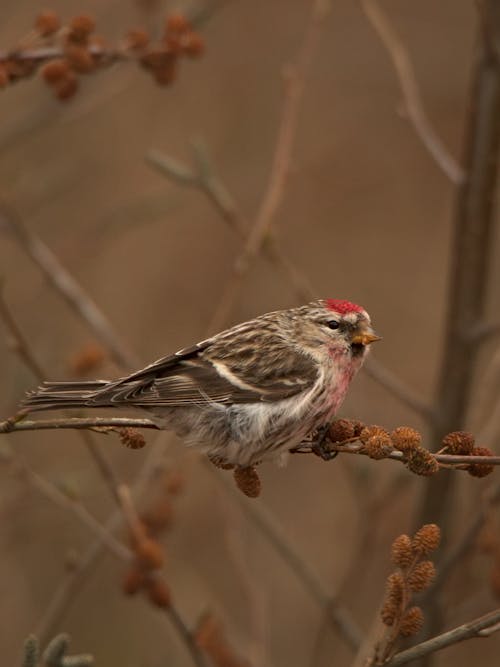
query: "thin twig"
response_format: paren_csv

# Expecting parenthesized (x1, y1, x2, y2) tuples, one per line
(22, 462, 207, 667)
(207, 0, 328, 333)
(5, 415, 500, 469)
(147, 144, 316, 304)
(292, 441, 500, 467)
(0, 204, 139, 369)
(20, 463, 131, 561)
(415, 2, 500, 650)
(206, 460, 363, 651)
(364, 358, 435, 423)
(383, 607, 500, 666)
(0, 416, 159, 433)
(0, 296, 206, 667)
(34, 434, 171, 643)
(0, 282, 45, 381)
(422, 481, 500, 601)
(360, 0, 465, 184)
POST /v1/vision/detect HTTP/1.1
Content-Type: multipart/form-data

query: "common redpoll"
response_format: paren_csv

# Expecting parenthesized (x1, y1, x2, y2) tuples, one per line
(24, 300, 379, 466)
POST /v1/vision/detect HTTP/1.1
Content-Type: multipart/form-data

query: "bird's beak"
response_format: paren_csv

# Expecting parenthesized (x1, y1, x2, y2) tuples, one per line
(351, 328, 382, 346)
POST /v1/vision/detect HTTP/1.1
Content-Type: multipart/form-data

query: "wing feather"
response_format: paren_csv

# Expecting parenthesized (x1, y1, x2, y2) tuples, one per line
(91, 318, 318, 407)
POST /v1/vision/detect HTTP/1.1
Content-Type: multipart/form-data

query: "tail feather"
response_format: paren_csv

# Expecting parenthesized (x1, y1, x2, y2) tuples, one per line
(23, 380, 110, 412)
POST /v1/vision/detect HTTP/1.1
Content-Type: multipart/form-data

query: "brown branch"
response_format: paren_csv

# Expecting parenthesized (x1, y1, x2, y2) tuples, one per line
(414, 1, 500, 650)
(363, 358, 435, 423)
(421, 481, 500, 601)
(0, 43, 130, 65)
(360, 0, 465, 184)
(292, 441, 500, 467)
(207, 0, 328, 333)
(0, 204, 139, 369)
(20, 462, 132, 561)
(0, 282, 45, 381)
(0, 416, 159, 434)
(0, 291, 206, 667)
(384, 607, 500, 666)
(34, 434, 170, 644)
(21, 464, 207, 667)
(206, 459, 363, 651)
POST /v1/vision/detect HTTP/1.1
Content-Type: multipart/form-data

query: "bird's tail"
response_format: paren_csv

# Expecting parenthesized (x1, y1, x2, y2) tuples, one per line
(23, 380, 110, 412)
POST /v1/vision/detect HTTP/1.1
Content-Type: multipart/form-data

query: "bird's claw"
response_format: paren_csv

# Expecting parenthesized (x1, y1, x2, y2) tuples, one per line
(311, 426, 338, 461)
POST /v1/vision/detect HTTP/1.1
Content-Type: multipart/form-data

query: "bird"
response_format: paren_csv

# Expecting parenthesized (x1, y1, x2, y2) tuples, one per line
(24, 299, 380, 467)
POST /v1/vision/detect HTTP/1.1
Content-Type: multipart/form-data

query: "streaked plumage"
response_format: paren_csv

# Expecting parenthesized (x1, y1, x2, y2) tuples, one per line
(24, 300, 379, 466)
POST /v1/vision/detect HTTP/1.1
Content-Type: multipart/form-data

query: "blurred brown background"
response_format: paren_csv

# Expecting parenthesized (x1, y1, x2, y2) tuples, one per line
(1, 1, 499, 666)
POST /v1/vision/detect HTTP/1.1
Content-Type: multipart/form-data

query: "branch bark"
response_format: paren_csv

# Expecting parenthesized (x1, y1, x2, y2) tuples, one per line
(414, 1, 500, 654)
(384, 607, 500, 666)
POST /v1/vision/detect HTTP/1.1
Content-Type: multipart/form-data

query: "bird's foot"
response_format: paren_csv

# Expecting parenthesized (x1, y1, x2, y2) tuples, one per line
(311, 425, 338, 461)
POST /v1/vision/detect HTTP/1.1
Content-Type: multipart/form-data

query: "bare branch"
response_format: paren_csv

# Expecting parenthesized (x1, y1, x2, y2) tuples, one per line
(292, 440, 500, 467)
(207, 0, 328, 333)
(384, 607, 500, 666)
(0, 282, 45, 381)
(206, 459, 363, 651)
(415, 2, 500, 646)
(0, 416, 159, 434)
(360, 0, 465, 184)
(0, 204, 139, 369)
(364, 358, 435, 423)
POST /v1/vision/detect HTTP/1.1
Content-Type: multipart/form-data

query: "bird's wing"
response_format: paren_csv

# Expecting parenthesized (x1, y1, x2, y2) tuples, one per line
(93, 325, 318, 407)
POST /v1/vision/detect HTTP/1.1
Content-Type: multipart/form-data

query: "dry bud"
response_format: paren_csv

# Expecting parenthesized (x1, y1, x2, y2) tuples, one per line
(141, 502, 173, 534)
(126, 28, 150, 51)
(166, 13, 191, 34)
(477, 526, 500, 554)
(442, 430, 475, 455)
(412, 524, 441, 556)
(364, 433, 393, 459)
(122, 566, 146, 595)
(350, 419, 365, 437)
(54, 72, 79, 101)
(41, 59, 70, 84)
(391, 426, 422, 453)
(145, 577, 171, 608)
(195, 613, 249, 667)
(328, 418, 355, 443)
(181, 32, 205, 58)
(68, 15, 96, 43)
(153, 63, 178, 86)
(140, 47, 176, 69)
(380, 599, 397, 626)
(407, 560, 436, 592)
(166, 471, 185, 496)
(406, 447, 439, 476)
(69, 342, 105, 375)
(386, 572, 404, 605)
(0, 65, 9, 87)
(490, 559, 500, 600)
(359, 425, 389, 445)
(118, 427, 146, 449)
(135, 538, 165, 570)
(234, 466, 261, 498)
(5, 58, 36, 81)
(64, 44, 95, 74)
(467, 447, 495, 478)
(391, 534, 413, 568)
(400, 606, 424, 637)
(35, 11, 61, 37)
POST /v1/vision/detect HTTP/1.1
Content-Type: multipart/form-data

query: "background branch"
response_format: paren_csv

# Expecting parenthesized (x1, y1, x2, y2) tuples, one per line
(414, 1, 500, 651)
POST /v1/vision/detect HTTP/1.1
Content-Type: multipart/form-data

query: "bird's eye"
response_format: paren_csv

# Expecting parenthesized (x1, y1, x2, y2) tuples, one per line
(327, 320, 340, 330)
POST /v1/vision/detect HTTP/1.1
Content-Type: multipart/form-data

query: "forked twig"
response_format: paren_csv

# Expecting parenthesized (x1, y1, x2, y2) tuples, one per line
(361, 0, 465, 184)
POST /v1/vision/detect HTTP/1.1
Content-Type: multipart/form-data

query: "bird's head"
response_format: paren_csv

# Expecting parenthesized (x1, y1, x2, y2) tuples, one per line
(288, 299, 381, 363)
